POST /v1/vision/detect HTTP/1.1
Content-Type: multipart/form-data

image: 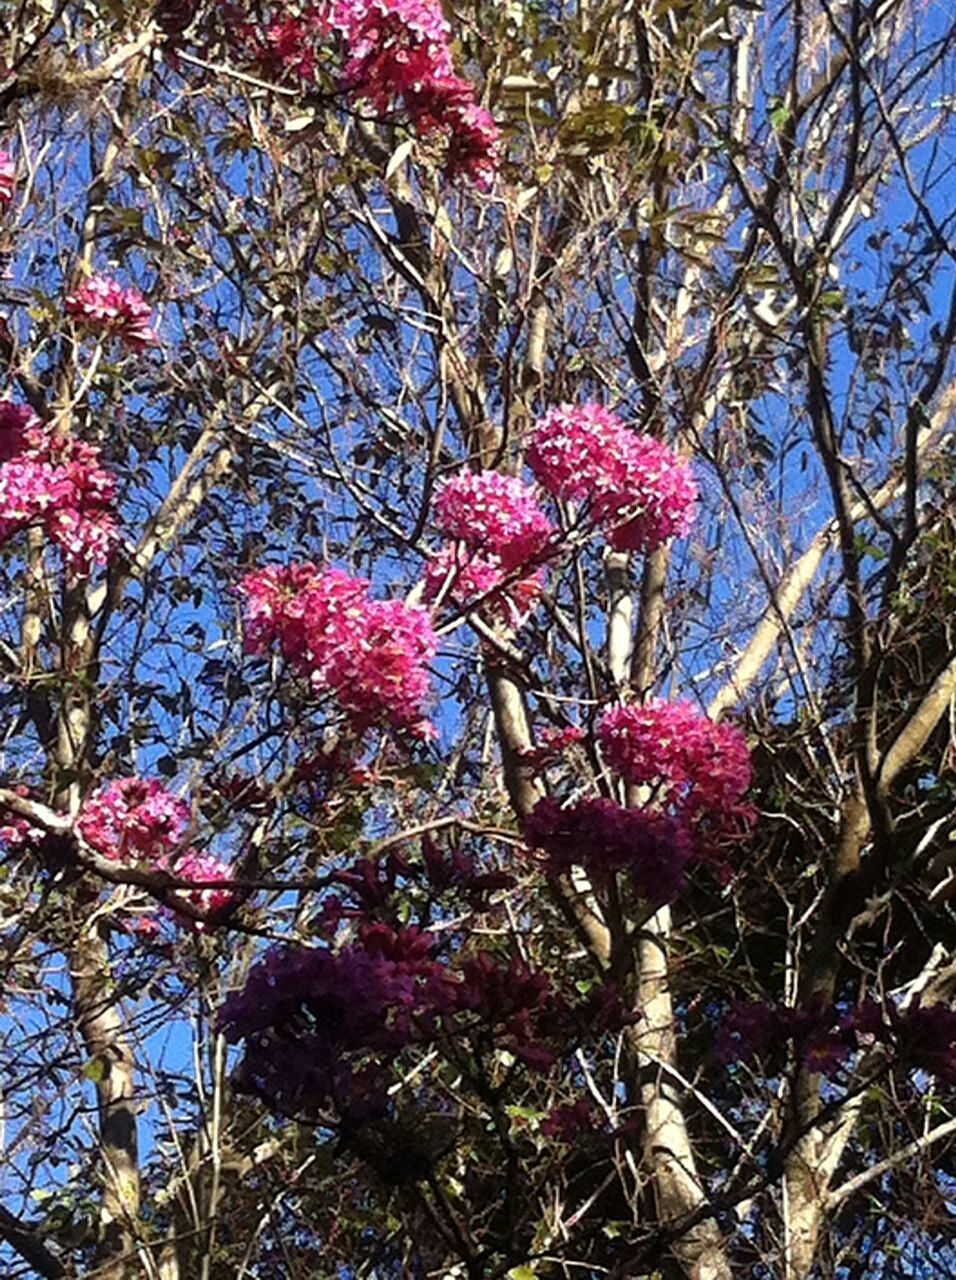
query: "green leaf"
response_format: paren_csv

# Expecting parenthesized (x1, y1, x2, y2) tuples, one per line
(768, 97, 790, 131)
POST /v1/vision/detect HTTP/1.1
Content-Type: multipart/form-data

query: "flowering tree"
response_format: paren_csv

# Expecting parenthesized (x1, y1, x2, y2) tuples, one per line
(0, 1, 955, 1277)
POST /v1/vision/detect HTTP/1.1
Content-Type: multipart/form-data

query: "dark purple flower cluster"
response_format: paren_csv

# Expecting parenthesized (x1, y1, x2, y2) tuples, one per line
(524, 796, 694, 904)
(715, 997, 956, 1081)
(541, 1098, 602, 1141)
(314, 837, 514, 935)
(221, 922, 641, 1122)
(220, 926, 457, 1119)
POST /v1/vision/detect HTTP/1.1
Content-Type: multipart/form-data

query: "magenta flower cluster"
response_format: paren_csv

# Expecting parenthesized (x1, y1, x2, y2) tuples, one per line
(434, 470, 554, 566)
(716, 997, 956, 1083)
(525, 795, 694, 904)
(65, 274, 157, 349)
(0, 403, 118, 574)
(0, 151, 15, 207)
(226, 0, 500, 185)
(220, 919, 638, 1118)
(528, 403, 697, 552)
(219, 927, 465, 1119)
(598, 700, 752, 828)
(76, 777, 236, 923)
(425, 470, 553, 621)
(76, 777, 191, 862)
(238, 562, 438, 736)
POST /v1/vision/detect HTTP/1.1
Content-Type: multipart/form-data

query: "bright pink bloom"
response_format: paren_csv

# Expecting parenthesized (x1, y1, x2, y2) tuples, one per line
(333, 0, 455, 102)
(65, 274, 157, 349)
(76, 778, 191, 863)
(162, 849, 237, 922)
(596, 434, 698, 551)
(598, 701, 752, 825)
(0, 151, 15, 207)
(0, 421, 118, 573)
(239, 562, 438, 735)
(434, 470, 554, 568)
(528, 403, 628, 503)
(221, 0, 499, 184)
(529, 404, 697, 552)
(423, 544, 544, 623)
(0, 457, 67, 542)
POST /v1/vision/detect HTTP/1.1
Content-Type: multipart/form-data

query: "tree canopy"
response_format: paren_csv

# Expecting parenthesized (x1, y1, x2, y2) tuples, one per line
(0, 0, 955, 1276)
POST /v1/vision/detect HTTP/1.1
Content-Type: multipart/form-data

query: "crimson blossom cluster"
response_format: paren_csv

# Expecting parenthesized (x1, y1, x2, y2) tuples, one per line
(422, 410, 695, 623)
(238, 562, 438, 738)
(716, 996, 956, 1083)
(76, 778, 236, 925)
(223, 0, 500, 185)
(524, 697, 753, 905)
(598, 701, 754, 840)
(65, 274, 158, 349)
(0, 402, 118, 573)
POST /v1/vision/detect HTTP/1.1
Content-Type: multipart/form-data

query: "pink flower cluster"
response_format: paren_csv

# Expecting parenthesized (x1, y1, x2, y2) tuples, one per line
(225, 0, 499, 185)
(599, 700, 753, 837)
(239, 562, 438, 736)
(168, 849, 237, 919)
(334, 0, 501, 184)
(65, 274, 157, 349)
(425, 471, 552, 622)
(76, 777, 190, 862)
(76, 778, 236, 924)
(423, 545, 544, 623)
(0, 151, 15, 207)
(528, 404, 697, 552)
(434, 470, 554, 566)
(0, 404, 118, 574)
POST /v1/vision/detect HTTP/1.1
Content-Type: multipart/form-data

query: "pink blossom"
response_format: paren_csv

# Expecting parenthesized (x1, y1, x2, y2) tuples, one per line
(76, 778, 191, 863)
(333, 0, 455, 102)
(423, 544, 544, 623)
(598, 701, 752, 827)
(0, 151, 15, 208)
(596, 434, 698, 551)
(405, 73, 500, 187)
(529, 404, 697, 552)
(434, 470, 554, 569)
(0, 457, 68, 545)
(161, 849, 238, 923)
(221, 0, 499, 184)
(65, 274, 157, 349)
(528, 403, 629, 504)
(0, 788, 46, 853)
(239, 562, 438, 735)
(0, 422, 118, 573)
